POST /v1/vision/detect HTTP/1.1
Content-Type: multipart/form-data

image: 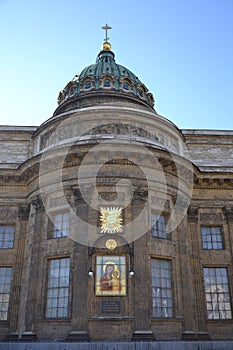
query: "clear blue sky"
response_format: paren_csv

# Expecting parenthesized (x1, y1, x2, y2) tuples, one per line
(0, 0, 232, 129)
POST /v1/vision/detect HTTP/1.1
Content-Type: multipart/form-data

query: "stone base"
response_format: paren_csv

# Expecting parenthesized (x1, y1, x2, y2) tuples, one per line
(20, 332, 38, 341)
(131, 330, 155, 341)
(182, 331, 196, 341)
(182, 331, 210, 341)
(66, 331, 90, 342)
(6, 333, 19, 341)
(197, 332, 210, 340)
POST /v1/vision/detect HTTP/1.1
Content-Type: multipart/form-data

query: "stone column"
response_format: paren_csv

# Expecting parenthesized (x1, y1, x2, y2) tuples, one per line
(187, 206, 209, 340)
(8, 205, 29, 339)
(66, 188, 90, 342)
(223, 207, 233, 254)
(131, 192, 155, 341)
(176, 211, 196, 340)
(17, 196, 42, 340)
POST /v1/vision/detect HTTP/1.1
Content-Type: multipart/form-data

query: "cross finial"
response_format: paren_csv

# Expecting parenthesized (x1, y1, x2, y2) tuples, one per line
(102, 24, 112, 43)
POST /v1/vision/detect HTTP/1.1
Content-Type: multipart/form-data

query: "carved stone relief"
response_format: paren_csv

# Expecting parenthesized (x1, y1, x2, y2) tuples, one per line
(0, 208, 17, 220)
(200, 213, 223, 223)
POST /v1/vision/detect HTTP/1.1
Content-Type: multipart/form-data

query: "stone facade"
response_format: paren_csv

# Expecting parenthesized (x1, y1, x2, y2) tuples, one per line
(0, 45, 233, 343)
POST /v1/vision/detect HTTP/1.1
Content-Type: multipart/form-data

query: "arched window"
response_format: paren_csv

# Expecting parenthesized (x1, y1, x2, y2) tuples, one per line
(84, 80, 92, 89)
(103, 79, 111, 87)
(70, 87, 75, 96)
(123, 82, 130, 91)
(138, 88, 144, 97)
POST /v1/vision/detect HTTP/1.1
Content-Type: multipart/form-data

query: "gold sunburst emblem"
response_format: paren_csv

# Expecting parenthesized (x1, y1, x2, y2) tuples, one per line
(105, 238, 117, 250)
(100, 207, 123, 234)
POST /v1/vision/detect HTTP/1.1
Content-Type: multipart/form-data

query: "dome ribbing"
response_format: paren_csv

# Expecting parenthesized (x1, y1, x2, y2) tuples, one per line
(54, 35, 155, 116)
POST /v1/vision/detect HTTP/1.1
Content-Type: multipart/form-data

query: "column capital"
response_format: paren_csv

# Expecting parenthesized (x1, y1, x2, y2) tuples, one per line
(223, 207, 233, 223)
(188, 206, 198, 223)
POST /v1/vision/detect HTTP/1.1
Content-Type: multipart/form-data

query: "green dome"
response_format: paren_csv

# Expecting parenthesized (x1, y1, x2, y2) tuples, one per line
(78, 50, 141, 84)
(55, 48, 155, 115)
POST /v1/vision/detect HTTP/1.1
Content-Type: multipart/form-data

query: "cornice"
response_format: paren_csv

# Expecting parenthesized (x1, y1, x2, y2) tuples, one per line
(193, 177, 233, 190)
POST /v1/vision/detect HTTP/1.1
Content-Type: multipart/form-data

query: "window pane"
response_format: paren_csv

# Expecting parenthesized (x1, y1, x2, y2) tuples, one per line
(152, 214, 166, 238)
(0, 226, 15, 249)
(104, 79, 111, 87)
(46, 258, 70, 318)
(201, 226, 223, 250)
(52, 213, 70, 238)
(0, 267, 12, 321)
(203, 267, 232, 320)
(85, 81, 91, 89)
(151, 259, 173, 318)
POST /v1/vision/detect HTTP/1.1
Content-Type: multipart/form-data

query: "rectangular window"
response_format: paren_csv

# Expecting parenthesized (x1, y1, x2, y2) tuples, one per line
(46, 258, 70, 318)
(201, 226, 223, 250)
(96, 255, 126, 296)
(151, 258, 173, 318)
(52, 213, 69, 238)
(152, 214, 166, 238)
(0, 226, 15, 249)
(203, 267, 232, 320)
(0, 267, 12, 321)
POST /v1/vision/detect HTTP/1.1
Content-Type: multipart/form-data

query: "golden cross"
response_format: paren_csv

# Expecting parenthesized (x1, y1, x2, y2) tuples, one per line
(102, 24, 112, 42)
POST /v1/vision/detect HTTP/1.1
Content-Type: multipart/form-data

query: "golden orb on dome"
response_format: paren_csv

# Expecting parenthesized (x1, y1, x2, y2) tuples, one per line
(102, 41, 111, 51)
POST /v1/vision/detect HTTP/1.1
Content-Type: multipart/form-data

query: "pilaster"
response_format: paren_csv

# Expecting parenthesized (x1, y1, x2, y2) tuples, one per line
(17, 197, 42, 336)
(187, 206, 209, 340)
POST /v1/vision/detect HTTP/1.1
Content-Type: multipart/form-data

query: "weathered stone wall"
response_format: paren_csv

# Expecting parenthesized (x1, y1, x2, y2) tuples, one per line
(0, 127, 37, 168)
(182, 130, 233, 172)
(1, 111, 233, 341)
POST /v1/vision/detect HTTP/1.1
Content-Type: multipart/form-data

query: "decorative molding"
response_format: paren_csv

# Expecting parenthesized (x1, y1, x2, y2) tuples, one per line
(200, 213, 223, 223)
(83, 123, 158, 141)
(106, 159, 136, 166)
(0, 175, 26, 186)
(0, 208, 17, 220)
(194, 178, 233, 190)
(99, 192, 125, 202)
(132, 187, 148, 203)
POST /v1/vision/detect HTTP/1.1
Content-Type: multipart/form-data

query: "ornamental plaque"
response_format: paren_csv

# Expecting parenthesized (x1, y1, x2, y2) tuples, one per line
(101, 300, 120, 313)
(105, 238, 117, 250)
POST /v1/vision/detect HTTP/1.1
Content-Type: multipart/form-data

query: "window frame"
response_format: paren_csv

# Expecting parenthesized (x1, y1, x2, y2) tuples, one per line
(84, 80, 92, 90)
(45, 257, 71, 319)
(151, 257, 173, 318)
(201, 226, 224, 250)
(203, 267, 232, 320)
(151, 212, 167, 239)
(95, 255, 127, 296)
(50, 211, 70, 239)
(0, 266, 12, 321)
(100, 76, 113, 89)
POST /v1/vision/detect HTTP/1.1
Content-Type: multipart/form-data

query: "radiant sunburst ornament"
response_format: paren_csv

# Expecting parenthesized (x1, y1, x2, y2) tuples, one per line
(100, 207, 123, 234)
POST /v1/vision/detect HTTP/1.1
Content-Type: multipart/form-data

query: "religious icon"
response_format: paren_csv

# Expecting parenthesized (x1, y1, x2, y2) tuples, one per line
(96, 255, 126, 296)
(100, 207, 123, 234)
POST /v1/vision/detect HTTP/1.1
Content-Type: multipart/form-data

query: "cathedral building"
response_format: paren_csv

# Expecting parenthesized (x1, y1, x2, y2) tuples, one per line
(0, 26, 233, 344)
